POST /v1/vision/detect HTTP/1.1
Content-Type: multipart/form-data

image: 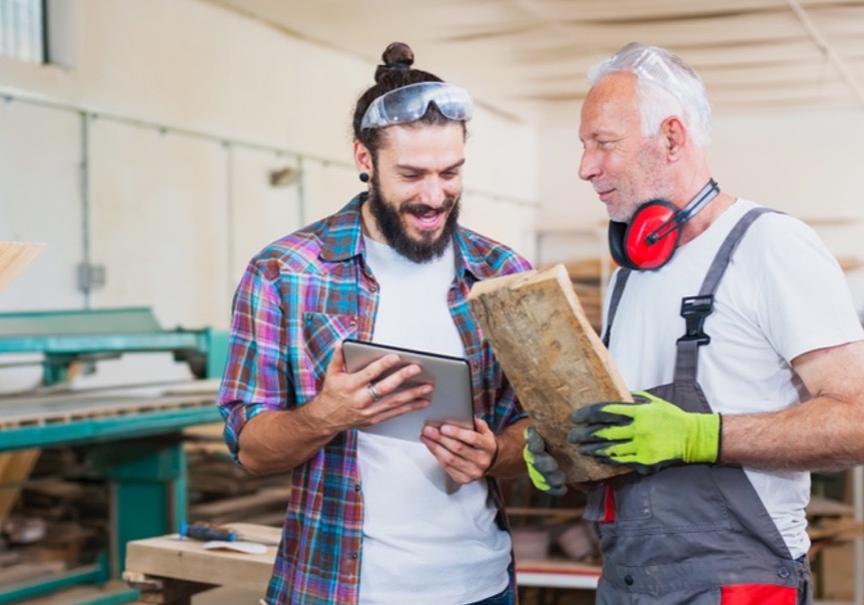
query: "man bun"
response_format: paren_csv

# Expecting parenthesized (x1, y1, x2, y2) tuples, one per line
(375, 42, 415, 83)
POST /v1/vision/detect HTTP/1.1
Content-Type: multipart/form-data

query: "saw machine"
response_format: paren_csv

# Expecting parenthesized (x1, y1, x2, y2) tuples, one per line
(0, 307, 228, 605)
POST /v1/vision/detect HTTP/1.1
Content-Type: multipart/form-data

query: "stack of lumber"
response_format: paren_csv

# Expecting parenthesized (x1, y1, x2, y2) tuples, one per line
(805, 494, 863, 602)
(189, 486, 291, 527)
(807, 495, 862, 543)
(552, 253, 859, 335)
(0, 451, 108, 588)
(185, 425, 291, 527)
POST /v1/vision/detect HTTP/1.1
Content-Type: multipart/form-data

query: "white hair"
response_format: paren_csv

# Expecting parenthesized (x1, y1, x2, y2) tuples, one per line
(588, 43, 712, 147)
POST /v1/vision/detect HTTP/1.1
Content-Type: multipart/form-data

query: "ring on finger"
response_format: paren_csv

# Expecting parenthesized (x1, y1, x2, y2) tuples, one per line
(367, 382, 381, 402)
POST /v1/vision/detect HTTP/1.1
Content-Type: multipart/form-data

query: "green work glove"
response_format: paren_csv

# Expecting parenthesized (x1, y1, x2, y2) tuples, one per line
(568, 391, 720, 474)
(523, 426, 567, 496)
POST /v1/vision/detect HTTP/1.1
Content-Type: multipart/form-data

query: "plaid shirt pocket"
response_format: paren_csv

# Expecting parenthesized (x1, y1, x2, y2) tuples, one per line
(302, 312, 358, 380)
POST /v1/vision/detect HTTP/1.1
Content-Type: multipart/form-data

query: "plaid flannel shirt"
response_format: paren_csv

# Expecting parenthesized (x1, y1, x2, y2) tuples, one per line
(218, 193, 531, 604)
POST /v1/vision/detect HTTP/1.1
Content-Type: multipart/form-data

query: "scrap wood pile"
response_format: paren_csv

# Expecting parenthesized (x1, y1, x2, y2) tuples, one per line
(805, 493, 863, 601)
(806, 495, 863, 549)
(0, 449, 107, 587)
(500, 466, 599, 565)
(185, 424, 291, 527)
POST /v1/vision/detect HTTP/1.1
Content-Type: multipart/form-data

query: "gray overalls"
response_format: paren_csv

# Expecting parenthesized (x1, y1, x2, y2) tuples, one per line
(589, 208, 813, 604)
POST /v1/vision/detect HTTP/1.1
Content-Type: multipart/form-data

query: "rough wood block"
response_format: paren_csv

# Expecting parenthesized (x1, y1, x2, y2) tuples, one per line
(468, 264, 631, 483)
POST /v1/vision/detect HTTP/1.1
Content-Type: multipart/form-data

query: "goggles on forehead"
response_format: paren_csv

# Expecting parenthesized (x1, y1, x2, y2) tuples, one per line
(607, 43, 702, 103)
(628, 46, 683, 91)
(360, 82, 474, 130)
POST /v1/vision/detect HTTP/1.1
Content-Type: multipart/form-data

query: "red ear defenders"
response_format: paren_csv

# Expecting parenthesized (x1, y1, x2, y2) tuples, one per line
(608, 179, 720, 271)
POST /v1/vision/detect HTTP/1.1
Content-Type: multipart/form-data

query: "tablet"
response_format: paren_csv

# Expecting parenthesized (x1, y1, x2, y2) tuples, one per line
(341, 339, 475, 442)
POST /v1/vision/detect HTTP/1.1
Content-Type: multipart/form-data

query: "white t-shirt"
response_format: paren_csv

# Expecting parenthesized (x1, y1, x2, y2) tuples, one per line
(357, 235, 511, 605)
(604, 199, 864, 559)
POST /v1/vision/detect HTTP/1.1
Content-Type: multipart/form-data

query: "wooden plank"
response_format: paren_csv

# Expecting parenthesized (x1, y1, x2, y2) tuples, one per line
(224, 523, 282, 544)
(808, 518, 864, 541)
(516, 559, 602, 576)
(468, 264, 631, 483)
(125, 523, 601, 593)
(189, 487, 291, 522)
(184, 423, 231, 456)
(0, 387, 217, 429)
(808, 495, 855, 517)
(0, 449, 41, 524)
(506, 506, 585, 521)
(124, 529, 277, 592)
(0, 242, 44, 293)
(0, 560, 64, 586)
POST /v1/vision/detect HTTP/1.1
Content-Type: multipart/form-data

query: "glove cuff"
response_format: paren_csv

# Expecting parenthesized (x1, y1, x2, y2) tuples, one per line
(684, 412, 721, 464)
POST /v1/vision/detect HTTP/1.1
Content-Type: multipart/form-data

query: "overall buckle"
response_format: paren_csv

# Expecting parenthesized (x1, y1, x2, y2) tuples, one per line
(677, 295, 714, 346)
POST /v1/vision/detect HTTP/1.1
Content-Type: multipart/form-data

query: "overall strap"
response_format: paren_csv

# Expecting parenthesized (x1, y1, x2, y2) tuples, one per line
(674, 207, 779, 386)
(602, 268, 632, 348)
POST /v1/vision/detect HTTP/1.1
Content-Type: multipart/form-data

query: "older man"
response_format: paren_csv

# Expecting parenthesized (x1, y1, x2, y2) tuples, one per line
(525, 43, 864, 604)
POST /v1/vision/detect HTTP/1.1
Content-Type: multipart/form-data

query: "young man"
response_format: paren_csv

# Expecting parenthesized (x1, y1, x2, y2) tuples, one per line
(526, 43, 864, 604)
(218, 43, 530, 605)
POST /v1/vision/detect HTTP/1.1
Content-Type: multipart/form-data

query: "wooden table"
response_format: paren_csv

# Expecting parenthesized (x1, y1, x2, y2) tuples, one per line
(124, 523, 600, 603)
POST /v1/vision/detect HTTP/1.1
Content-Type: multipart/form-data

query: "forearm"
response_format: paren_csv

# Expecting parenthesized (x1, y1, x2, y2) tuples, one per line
(237, 405, 337, 475)
(489, 418, 530, 479)
(721, 395, 864, 471)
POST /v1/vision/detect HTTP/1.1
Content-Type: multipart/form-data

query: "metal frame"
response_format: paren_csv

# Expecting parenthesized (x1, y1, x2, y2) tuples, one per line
(0, 554, 139, 604)
(0, 407, 218, 604)
(0, 405, 220, 452)
(0, 307, 228, 384)
(0, 305, 226, 604)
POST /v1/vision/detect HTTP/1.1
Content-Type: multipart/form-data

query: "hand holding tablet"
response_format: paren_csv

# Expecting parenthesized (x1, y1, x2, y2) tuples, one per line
(341, 339, 475, 442)
(304, 341, 433, 435)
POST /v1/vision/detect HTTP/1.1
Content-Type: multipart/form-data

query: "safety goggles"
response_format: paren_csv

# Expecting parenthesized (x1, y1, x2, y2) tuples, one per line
(360, 82, 474, 130)
(628, 45, 683, 92)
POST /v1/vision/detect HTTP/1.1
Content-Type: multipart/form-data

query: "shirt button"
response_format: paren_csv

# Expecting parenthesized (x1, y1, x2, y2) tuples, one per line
(354, 483, 361, 492)
(352, 552, 359, 560)
(778, 567, 790, 579)
(369, 283, 378, 292)
(624, 575, 634, 586)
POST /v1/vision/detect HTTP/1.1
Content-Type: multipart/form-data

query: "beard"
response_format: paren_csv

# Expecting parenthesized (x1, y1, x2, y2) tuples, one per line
(367, 175, 460, 263)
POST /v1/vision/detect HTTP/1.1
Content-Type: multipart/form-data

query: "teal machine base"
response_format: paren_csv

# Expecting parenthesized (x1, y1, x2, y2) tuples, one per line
(0, 308, 228, 604)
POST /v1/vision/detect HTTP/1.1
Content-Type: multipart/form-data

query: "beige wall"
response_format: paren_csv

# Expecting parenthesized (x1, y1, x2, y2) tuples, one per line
(536, 105, 864, 310)
(0, 0, 539, 333)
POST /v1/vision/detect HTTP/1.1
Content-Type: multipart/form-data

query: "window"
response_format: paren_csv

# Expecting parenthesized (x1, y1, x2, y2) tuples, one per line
(0, 0, 47, 64)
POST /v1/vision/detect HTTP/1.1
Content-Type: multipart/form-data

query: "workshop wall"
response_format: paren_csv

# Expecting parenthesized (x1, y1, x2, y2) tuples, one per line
(0, 0, 539, 333)
(535, 105, 864, 312)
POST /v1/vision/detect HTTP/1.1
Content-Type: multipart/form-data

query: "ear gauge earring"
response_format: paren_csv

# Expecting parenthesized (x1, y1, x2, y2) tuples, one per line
(359, 172, 370, 183)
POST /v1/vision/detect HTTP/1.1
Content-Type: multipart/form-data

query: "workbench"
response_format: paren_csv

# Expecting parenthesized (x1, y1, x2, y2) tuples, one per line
(123, 523, 600, 603)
